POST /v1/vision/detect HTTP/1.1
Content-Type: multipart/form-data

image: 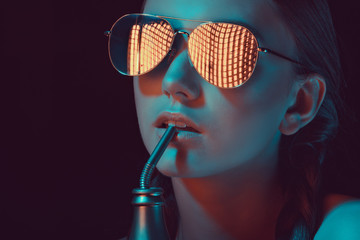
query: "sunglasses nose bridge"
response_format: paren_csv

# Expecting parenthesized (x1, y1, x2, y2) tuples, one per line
(174, 30, 190, 38)
(170, 30, 190, 51)
(167, 30, 191, 63)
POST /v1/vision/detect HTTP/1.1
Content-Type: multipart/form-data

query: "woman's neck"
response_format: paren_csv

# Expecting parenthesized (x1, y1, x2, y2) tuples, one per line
(172, 156, 285, 240)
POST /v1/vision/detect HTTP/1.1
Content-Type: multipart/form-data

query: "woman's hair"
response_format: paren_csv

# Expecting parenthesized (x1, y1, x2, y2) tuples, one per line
(273, 0, 345, 239)
(150, 0, 346, 239)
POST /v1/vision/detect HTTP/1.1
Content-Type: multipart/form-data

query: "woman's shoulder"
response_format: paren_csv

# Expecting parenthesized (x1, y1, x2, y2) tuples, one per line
(315, 194, 360, 240)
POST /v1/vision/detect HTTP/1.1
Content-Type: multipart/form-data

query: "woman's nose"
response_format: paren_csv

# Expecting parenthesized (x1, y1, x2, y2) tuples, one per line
(161, 34, 201, 103)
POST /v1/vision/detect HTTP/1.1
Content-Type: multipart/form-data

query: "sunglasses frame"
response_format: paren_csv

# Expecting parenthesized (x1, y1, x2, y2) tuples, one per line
(105, 13, 303, 88)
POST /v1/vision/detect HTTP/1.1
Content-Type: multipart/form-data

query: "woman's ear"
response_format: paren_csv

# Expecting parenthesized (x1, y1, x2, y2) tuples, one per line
(279, 74, 326, 135)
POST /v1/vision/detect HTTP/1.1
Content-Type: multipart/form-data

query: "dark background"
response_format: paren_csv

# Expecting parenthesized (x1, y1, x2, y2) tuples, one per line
(1, 0, 360, 239)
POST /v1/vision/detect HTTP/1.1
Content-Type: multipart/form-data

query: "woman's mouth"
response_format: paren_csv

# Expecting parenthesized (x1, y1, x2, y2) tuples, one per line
(154, 112, 203, 145)
(159, 120, 201, 133)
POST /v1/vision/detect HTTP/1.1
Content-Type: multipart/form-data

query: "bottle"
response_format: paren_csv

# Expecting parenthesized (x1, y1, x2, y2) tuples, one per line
(128, 187, 170, 240)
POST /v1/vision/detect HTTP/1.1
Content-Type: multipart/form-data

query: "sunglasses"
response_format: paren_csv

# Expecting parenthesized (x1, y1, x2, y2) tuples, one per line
(105, 13, 302, 89)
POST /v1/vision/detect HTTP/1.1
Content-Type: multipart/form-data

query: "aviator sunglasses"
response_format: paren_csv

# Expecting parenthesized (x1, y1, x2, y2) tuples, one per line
(105, 13, 302, 89)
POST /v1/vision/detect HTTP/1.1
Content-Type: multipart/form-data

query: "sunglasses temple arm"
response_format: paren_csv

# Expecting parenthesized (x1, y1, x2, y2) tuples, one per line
(258, 47, 304, 66)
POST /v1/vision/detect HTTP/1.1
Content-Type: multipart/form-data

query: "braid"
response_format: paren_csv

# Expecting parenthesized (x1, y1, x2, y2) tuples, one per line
(272, 0, 344, 238)
(276, 108, 337, 240)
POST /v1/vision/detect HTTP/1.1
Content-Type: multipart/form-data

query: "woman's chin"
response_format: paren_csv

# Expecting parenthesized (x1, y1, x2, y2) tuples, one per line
(156, 154, 216, 179)
(154, 146, 233, 178)
(155, 148, 190, 177)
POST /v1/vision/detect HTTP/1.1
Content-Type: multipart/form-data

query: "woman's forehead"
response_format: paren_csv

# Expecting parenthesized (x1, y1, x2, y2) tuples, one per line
(144, 0, 273, 28)
(143, 0, 295, 54)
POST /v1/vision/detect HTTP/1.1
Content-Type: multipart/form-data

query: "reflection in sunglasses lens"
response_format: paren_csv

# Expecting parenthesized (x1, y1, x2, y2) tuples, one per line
(127, 21, 174, 75)
(188, 23, 258, 88)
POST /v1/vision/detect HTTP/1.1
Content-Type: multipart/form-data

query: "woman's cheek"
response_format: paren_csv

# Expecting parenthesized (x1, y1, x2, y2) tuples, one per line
(205, 87, 282, 161)
(134, 79, 155, 153)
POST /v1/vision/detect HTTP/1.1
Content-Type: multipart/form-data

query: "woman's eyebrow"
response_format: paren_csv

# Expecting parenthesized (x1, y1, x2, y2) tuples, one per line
(212, 19, 264, 43)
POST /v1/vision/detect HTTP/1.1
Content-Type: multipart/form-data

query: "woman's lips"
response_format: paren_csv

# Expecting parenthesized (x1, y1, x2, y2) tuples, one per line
(159, 120, 200, 133)
(153, 112, 202, 133)
(153, 112, 203, 146)
(155, 127, 202, 146)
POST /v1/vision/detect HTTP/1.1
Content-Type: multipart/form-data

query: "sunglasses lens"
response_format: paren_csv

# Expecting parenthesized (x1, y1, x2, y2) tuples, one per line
(188, 23, 259, 88)
(109, 14, 174, 76)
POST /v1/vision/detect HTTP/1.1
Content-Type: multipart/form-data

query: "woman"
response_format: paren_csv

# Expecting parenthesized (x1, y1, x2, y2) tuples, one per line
(108, 0, 360, 239)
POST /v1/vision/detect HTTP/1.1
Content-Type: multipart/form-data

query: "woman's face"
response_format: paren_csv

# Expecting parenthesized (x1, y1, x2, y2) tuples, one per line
(134, 0, 298, 177)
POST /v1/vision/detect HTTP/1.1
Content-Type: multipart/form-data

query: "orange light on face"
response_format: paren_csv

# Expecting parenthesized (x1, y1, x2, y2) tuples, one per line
(189, 23, 258, 88)
(127, 21, 174, 75)
(128, 25, 141, 75)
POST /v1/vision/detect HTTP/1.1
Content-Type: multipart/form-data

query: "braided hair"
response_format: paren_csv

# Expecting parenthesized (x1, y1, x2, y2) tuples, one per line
(273, 0, 344, 239)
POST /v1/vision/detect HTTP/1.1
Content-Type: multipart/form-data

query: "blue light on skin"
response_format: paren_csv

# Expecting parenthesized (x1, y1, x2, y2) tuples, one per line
(314, 200, 360, 240)
(132, 0, 326, 239)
